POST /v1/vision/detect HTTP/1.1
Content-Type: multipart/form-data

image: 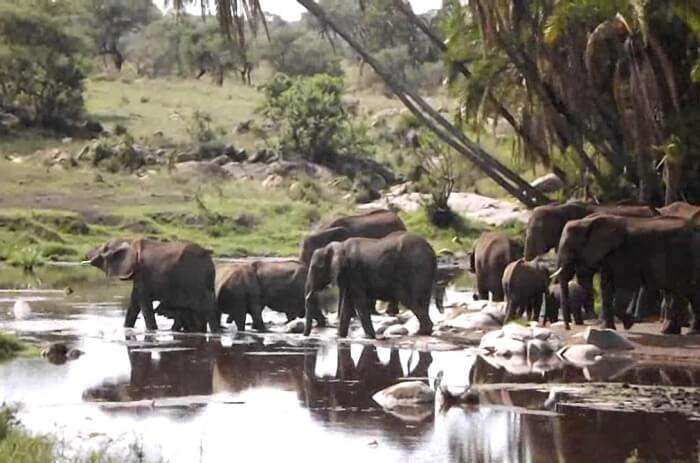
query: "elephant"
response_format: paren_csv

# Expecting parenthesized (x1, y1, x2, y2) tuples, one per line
(524, 202, 657, 260)
(300, 209, 406, 315)
(548, 279, 594, 322)
(215, 260, 327, 332)
(84, 238, 220, 332)
(303, 232, 436, 338)
(556, 214, 700, 333)
(468, 232, 523, 301)
(502, 258, 555, 323)
(659, 201, 700, 223)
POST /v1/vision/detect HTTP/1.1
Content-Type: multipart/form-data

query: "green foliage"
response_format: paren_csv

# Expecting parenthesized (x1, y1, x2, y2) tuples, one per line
(258, 73, 372, 163)
(6, 247, 45, 272)
(0, 333, 27, 362)
(180, 110, 218, 144)
(0, 3, 86, 126)
(261, 28, 343, 77)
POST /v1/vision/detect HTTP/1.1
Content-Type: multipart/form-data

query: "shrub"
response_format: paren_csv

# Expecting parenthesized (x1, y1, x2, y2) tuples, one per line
(262, 30, 343, 78)
(0, 4, 86, 127)
(258, 73, 373, 163)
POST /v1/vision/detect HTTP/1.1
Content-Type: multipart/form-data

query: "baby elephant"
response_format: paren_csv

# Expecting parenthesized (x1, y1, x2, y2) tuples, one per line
(548, 280, 594, 324)
(502, 259, 554, 323)
(216, 260, 326, 332)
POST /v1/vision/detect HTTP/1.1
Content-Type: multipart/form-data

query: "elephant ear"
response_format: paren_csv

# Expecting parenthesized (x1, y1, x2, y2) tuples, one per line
(580, 216, 625, 268)
(104, 240, 141, 280)
(301, 227, 349, 263)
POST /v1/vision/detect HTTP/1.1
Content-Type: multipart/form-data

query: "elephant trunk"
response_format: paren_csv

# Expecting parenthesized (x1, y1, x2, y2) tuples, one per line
(304, 291, 316, 337)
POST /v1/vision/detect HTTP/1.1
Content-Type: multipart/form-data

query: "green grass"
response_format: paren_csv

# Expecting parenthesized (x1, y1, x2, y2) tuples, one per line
(0, 332, 39, 362)
(0, 406, 163, 463)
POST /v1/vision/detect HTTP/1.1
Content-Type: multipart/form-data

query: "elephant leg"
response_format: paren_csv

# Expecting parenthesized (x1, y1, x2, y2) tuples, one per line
(233, 311, 247, 332)
(250, 306, 265, 331)
(207, 310, 222, 333)
(226, 314, 234, 324)
(599, 272, 615, 330)
(337, 287, 353, 338)
(433, 284, 445, 313)
(139, 297, 158, 331)
(351, 289, 375, 339)
(613, 288, 635, 330)
(662, 293, 683, 334)
(368, 299, 380, 316)
(124, 290, 140, 328)
(687, 292, 700, 335)
(492, 285, 505, 303)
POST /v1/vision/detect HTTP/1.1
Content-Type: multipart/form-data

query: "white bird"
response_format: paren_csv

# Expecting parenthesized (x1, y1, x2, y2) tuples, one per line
(12, 298, 32, 319)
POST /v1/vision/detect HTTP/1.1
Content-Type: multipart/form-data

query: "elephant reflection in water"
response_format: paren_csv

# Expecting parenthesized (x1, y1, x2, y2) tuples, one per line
(83, 334, 220, 403)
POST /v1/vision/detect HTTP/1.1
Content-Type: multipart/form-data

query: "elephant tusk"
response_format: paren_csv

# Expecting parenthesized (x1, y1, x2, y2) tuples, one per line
(80, 260, 92, 265)
(550, 267, 563, 281)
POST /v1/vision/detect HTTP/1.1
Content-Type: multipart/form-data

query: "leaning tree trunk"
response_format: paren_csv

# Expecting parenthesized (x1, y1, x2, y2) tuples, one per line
(297, 0, 550, 208)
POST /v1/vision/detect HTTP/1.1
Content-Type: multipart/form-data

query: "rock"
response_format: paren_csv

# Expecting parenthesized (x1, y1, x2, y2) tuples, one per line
(262, 174, 284, 188)
(12, 299, 32, 319)
(375, 317, 401, 335)
(527, 338, 554, 359)
(0, 111, 21, 132)
(212, 154, 231, 166)
(61, 137, 73, 144)
(41, 342, 83, 365)
(530, 173, 564, 194)
(175, 151, 197, 163)
(372, 381, 434, 409)
(235, 119, 254, 133)
(584, 327, 635, 350)
(384, 324, 409, 336)
(285, 318, 305, 334)
(248, 148, 277, 164)
(557, 344, 604, 365)
(174, 161, 229, 178)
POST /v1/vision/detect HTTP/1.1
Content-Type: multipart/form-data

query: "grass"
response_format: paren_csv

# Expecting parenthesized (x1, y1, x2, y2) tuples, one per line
(0, 406, 163, 463)
(0, 332, 39, 362)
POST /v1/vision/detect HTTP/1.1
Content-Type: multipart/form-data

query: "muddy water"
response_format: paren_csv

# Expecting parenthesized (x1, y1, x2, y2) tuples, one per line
(1, 265, 700, 462)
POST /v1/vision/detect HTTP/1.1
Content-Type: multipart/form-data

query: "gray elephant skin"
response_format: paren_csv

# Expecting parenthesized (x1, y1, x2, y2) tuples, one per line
(469, 232, 523, 302)
(548, 280, 594, 322)
(557, 214, 700, 333)
(524, 202, 657, 260)
(85, 239, 220, 332)
(216, 260, 327, 332)
(502, 258, 554, 323)
(304, 232, 436, 338)
(299, 209, 406, 264)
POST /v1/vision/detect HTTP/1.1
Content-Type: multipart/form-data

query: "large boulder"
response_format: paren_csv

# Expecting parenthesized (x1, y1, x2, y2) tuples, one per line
(583, 327, 635, 350)
(530, 173, 564, 193)
(174, 160, 230, 178)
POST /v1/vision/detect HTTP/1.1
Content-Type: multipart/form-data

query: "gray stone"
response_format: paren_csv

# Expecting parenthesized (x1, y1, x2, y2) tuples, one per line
(384, 324, 409, 336)
(372, 381, 434, 409)
(584, 327, 635, 350)
(530, 173, 564, 193)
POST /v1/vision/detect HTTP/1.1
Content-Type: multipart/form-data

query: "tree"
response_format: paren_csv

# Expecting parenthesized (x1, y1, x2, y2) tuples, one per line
(84, 0, 159, 71)
(258, 73, 371, 163)
(261, 27, 343, 77)
(0, 3, 86, 127)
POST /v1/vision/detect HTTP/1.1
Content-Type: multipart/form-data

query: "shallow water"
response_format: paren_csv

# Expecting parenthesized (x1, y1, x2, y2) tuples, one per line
(1, 265, 700, 462)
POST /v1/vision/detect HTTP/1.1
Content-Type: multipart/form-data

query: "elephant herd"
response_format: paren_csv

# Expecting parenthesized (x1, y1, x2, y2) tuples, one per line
(470, 200, 700, 334)
(84, 209, 438, 338)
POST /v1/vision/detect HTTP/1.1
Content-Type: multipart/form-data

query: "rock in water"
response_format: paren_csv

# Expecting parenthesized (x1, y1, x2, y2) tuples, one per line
(375, 317, 401, 335)
(584, 327, 635, 350)
(285, 318, 305, 334)
(372, 381, 434, 409)
(12, 299, 31, 319)
(557, 344, 604, 365)
(384, 324, 409, 336)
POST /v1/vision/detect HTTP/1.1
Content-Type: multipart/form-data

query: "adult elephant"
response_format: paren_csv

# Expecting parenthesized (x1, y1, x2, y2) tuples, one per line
(303, 232, 436, 338)
(300, 209, 406, 315)
(216, 260, 326, 332)
(468, 232, 523, 301)
(556, 214, 700, 333)
(299, 209, 406, 264)
(524, 202, 657, 260)
(84, 239, 220, 332)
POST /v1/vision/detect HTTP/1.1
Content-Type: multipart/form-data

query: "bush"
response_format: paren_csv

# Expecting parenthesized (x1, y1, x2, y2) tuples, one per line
(258, 73, 373, 163)
(262, 30, 343, 78)
(0, 4, 86, 127)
